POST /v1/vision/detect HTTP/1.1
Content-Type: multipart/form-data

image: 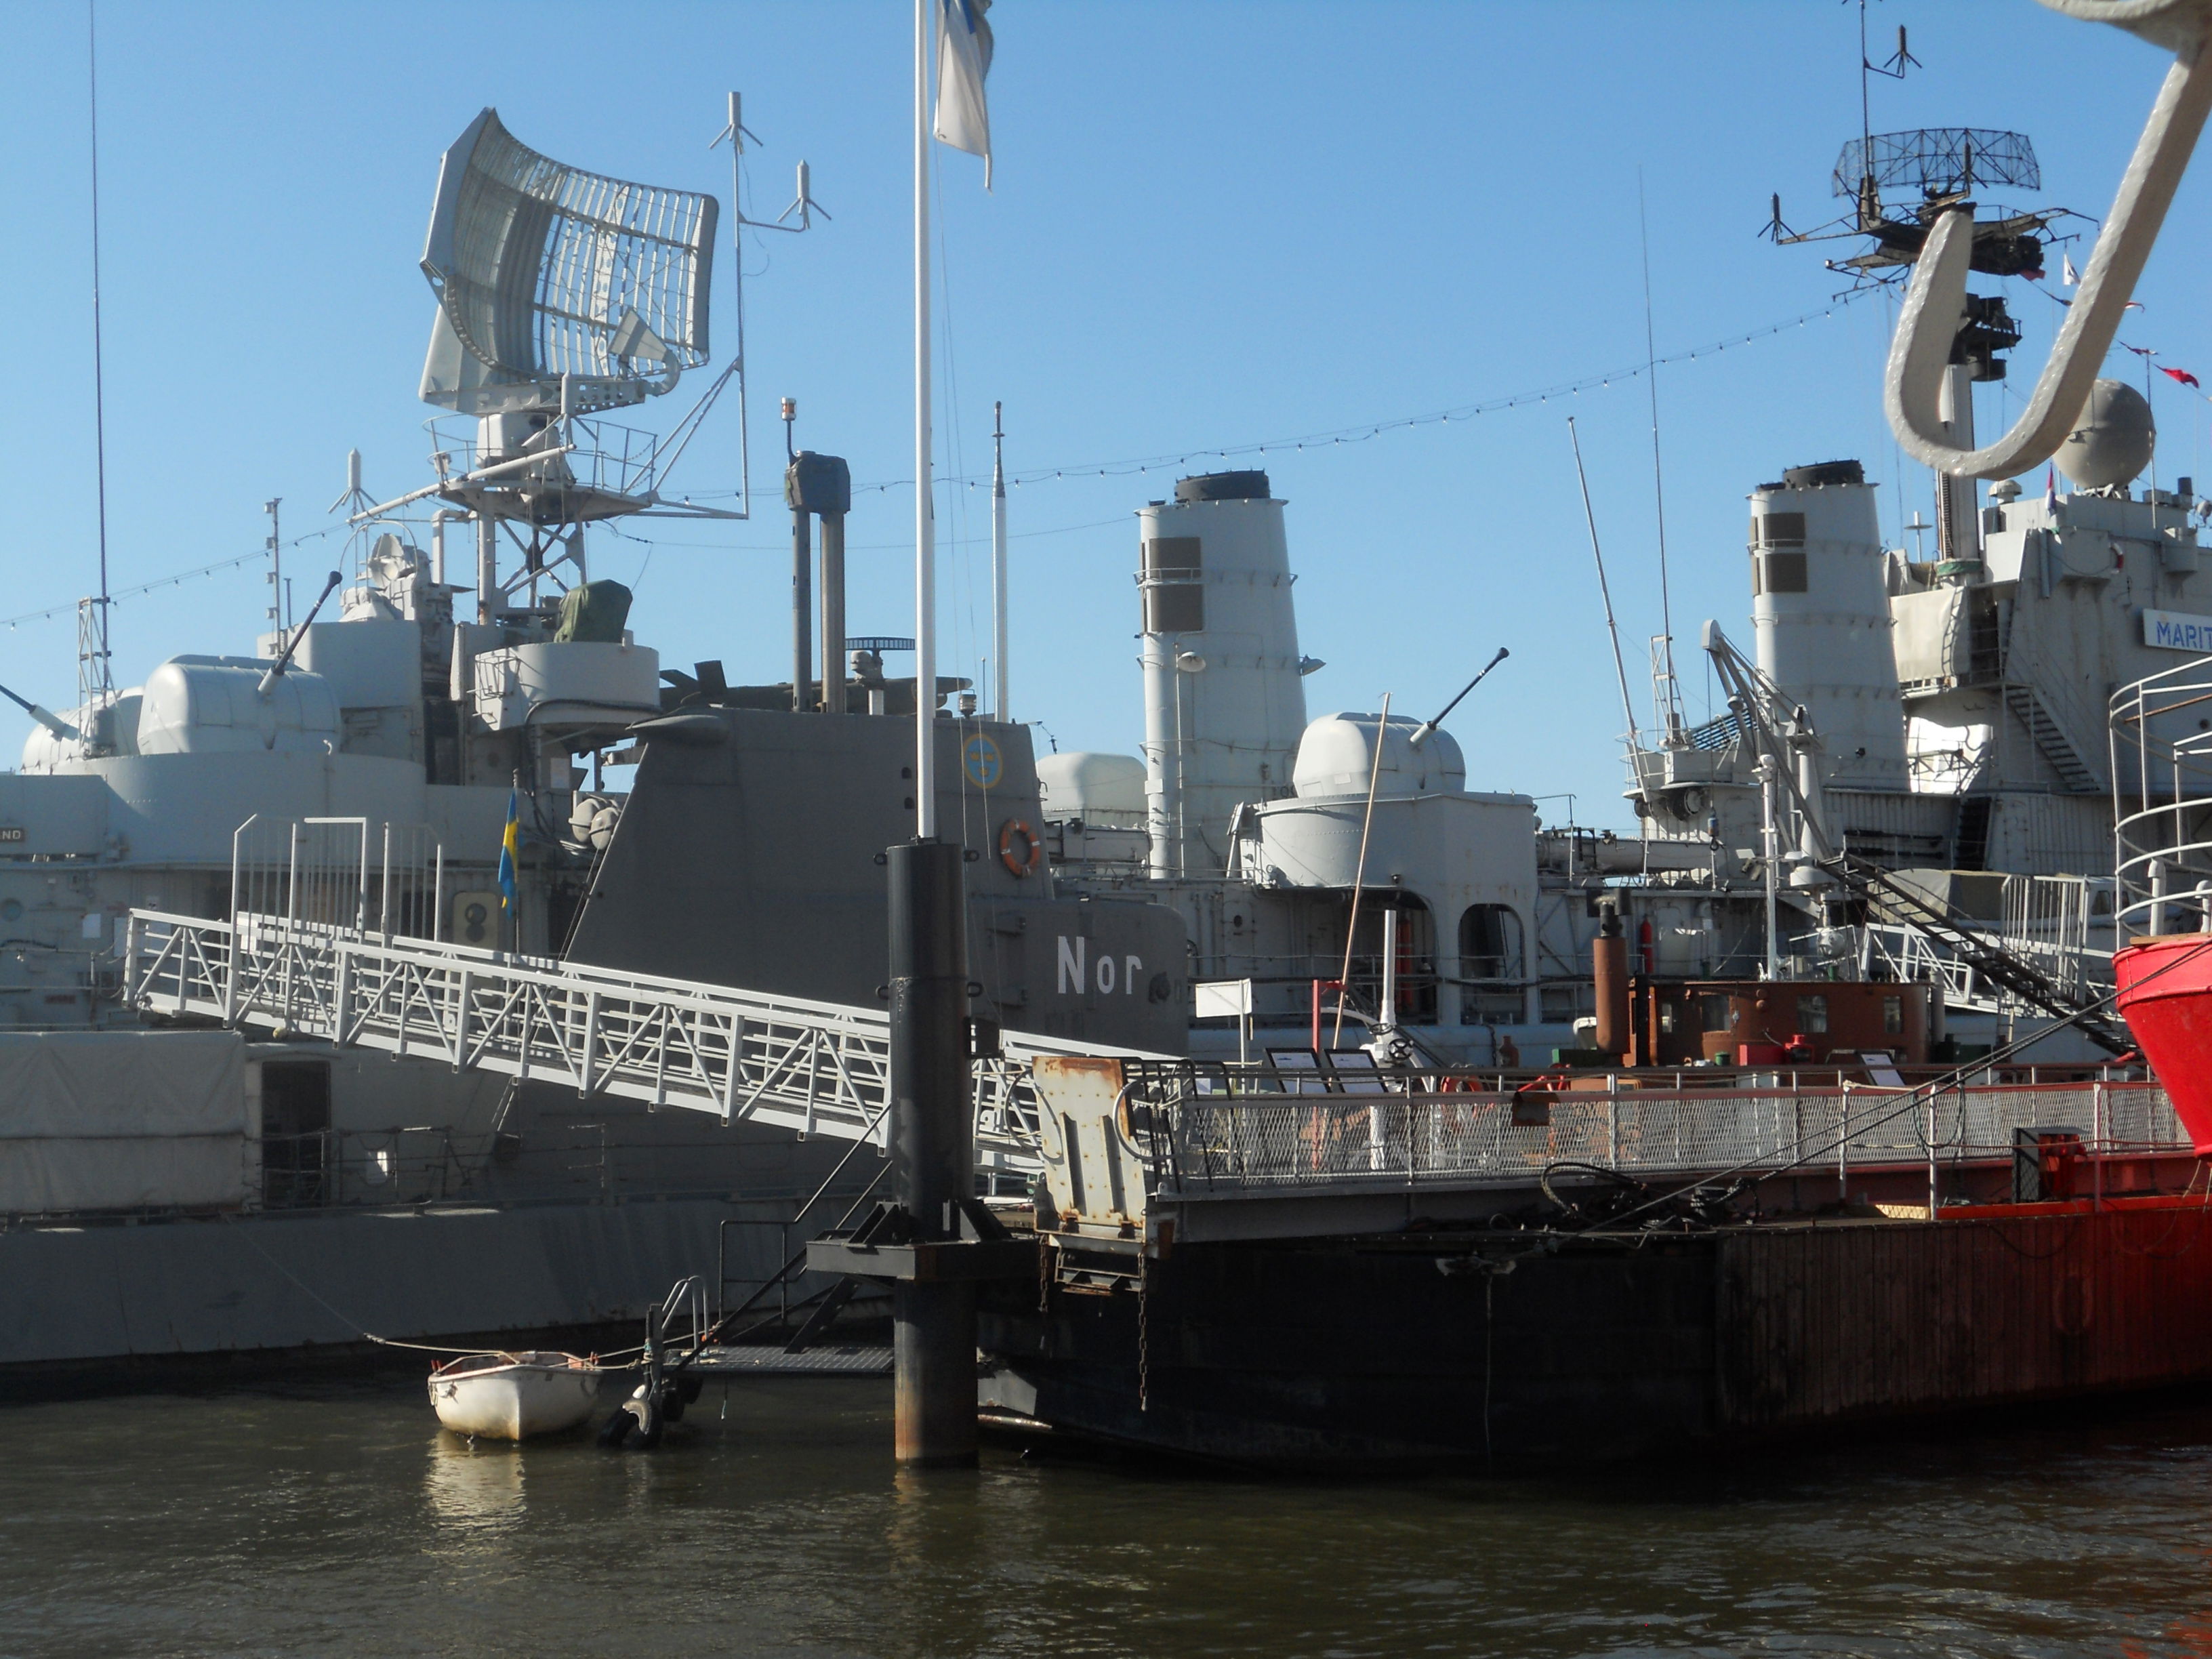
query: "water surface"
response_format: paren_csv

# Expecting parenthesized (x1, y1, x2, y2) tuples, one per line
(5, 1372, 2211, 1657)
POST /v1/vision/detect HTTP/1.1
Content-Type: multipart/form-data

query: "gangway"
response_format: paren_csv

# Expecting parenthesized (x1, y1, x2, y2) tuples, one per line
(1828, 855, 2133, 1056)
(122, 908, 1145, 1172)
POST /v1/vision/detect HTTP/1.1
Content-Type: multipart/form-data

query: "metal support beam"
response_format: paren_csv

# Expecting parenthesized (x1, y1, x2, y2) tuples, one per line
(791, 499, 812, 712)
(821, 512, 847, 716)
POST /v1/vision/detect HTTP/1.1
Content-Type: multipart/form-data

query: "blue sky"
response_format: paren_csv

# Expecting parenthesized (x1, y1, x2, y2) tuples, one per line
(3, 0, 2209, 828)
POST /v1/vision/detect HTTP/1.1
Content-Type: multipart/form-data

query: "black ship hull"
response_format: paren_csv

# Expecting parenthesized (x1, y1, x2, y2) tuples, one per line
(979, 1203, 2212, 1469)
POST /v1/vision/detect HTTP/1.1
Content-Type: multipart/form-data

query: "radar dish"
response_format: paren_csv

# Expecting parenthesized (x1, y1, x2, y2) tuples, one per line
(1831, 129, 2040, 201)
(419, 108, 717, 417)
(1770, 125, 2068, 282)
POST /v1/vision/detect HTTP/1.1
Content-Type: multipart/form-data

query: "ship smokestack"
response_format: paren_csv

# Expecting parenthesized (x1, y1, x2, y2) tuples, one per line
(1138, 471, 1308, 878)
(1747, 459, 1908, 790)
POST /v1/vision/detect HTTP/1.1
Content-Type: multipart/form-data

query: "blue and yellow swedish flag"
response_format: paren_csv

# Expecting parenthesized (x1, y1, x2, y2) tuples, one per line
(497, 790, 520, 913)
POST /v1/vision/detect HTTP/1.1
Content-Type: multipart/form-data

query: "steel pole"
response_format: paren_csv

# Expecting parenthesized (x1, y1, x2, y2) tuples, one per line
(886, 836, 975, 1466)
(821, 512, 848, 716)
(792, 499, 813, 712)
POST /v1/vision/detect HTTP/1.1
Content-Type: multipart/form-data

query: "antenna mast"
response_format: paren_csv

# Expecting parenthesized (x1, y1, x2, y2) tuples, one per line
(712, 93, 760, 521)
(1568, 417, 1641, 752)
(991, 401, 1007, 721)
(82, 0, 113, 706)
(264, 499, 283, 632)
(713, 91, 827, 523)
(1637, 173, 1683, 744)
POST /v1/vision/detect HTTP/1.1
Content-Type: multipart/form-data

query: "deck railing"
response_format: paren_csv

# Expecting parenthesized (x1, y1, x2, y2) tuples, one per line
(1122, 1061, 2182, 1198)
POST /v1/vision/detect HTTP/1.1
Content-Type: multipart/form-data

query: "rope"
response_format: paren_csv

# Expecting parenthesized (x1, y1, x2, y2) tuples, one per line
(233, 1210, 653, 1365)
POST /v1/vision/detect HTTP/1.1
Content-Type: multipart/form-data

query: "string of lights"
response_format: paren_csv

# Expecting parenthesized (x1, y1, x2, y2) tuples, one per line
(0, 527, 337, 632)
(4, 291, 1874, 634)
(690, 287, 1879, 504)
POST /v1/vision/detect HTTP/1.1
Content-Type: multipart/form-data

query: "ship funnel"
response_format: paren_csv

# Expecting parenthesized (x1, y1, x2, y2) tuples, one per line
(1138, 471, 1307, 878)
(1747, 460, 1908, 790)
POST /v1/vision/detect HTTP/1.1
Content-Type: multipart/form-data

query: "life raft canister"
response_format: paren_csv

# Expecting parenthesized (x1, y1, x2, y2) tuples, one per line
(998, 817, 1042, 877)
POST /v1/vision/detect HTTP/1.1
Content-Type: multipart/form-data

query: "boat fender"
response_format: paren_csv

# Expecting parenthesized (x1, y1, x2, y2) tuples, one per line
(598, 1383, 663, 1450)
(656, 1372, 703, 1424)
(998, 817, 1042, 877)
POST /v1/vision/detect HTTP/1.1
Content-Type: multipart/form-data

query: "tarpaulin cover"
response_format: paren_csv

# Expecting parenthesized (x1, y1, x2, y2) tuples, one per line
(553, 580, 633, 644)
(0, 1031, 251, 1214)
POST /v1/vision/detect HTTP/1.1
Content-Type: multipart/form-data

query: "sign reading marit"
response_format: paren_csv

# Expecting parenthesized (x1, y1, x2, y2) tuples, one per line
(2144, 610, 2212, 653)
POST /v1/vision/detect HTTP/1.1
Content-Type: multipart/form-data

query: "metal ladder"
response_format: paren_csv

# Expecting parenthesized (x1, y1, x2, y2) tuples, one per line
(2001, 683, 2103, 795)
(1827, 857, 2133, 1056)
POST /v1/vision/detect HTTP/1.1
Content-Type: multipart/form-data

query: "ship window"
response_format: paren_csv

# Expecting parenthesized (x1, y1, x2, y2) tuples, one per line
(1457, 905, 1523, 981)
(1761, 551, 1808, 594)
(1700, 994, 1735, 1033)
(1797, 994, 1829, 1034)
(1142, 537, 1204, 634)
(1883, 994, 1904, 1035)
(1659, 1001, 1678, 1035)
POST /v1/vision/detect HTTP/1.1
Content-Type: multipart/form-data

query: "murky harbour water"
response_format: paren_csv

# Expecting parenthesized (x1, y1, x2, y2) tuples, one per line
(5, 1373, 2212, 1658)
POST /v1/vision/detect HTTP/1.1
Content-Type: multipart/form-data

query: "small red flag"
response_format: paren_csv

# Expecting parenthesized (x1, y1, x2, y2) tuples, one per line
(2162, 365, 2203, 389)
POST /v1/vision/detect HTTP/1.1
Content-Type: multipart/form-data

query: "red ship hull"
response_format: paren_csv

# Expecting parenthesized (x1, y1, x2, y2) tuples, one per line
(2114, 933, 2212, 1153)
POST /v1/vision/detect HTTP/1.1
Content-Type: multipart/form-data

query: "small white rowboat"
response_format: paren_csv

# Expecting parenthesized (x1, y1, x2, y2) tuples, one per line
(428, 1351, 605, 1440)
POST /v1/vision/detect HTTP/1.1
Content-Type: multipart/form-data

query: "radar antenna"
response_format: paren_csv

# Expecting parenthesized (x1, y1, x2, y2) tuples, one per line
(418, 108, 716, 419)
(346, 105, 827, 624)
(1766, 14, 2083, 563)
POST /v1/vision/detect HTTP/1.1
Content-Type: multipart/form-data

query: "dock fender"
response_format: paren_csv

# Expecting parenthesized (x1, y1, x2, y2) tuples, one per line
(598, 1383, 663, 1450)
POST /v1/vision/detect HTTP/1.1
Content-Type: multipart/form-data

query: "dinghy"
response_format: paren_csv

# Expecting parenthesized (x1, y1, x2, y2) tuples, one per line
(428, 1351, 605, 1440)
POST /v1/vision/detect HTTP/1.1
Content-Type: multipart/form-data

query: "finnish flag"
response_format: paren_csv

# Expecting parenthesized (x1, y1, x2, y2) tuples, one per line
(935, 0, 994, 188)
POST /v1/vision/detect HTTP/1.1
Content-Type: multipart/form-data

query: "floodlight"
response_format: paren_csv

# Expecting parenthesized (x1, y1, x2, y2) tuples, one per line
(419, 108, 718, 417)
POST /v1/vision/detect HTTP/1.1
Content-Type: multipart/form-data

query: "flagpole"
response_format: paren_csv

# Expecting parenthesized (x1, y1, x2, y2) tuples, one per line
(882, 2, 979, 1471)
(914, 0, 937, 840)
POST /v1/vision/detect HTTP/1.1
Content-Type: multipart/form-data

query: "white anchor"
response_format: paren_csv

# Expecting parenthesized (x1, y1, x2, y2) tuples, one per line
(1886, 0, 2212, 479)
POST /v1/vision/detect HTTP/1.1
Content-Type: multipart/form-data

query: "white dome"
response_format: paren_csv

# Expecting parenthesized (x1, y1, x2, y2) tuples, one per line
(1036, 751, 1147, 827)
(1291, 712, 1465, 799)
(2057, 378, 2154, 490)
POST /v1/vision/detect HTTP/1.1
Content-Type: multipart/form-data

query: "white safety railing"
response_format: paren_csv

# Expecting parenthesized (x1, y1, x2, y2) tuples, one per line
(1861, 921, 1984, 1010)
(2111, 657, 2212, 937)
(1138, 1073, 2182, 1199)
(123, 909, 1149, 1174)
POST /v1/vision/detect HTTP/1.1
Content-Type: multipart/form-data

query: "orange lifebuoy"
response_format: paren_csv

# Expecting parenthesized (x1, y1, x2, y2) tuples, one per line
(998, 817, 1042, 877)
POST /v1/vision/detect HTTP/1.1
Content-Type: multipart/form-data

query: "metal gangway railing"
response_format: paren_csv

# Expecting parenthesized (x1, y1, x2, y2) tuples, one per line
(2112, 658, 2212, 939)
(122, 907, 1143, 1174)
(1859, 874, 2112, 1020)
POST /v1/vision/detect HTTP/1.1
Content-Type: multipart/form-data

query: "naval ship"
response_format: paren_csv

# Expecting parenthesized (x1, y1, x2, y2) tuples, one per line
(18, 0, 2212, 1453)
